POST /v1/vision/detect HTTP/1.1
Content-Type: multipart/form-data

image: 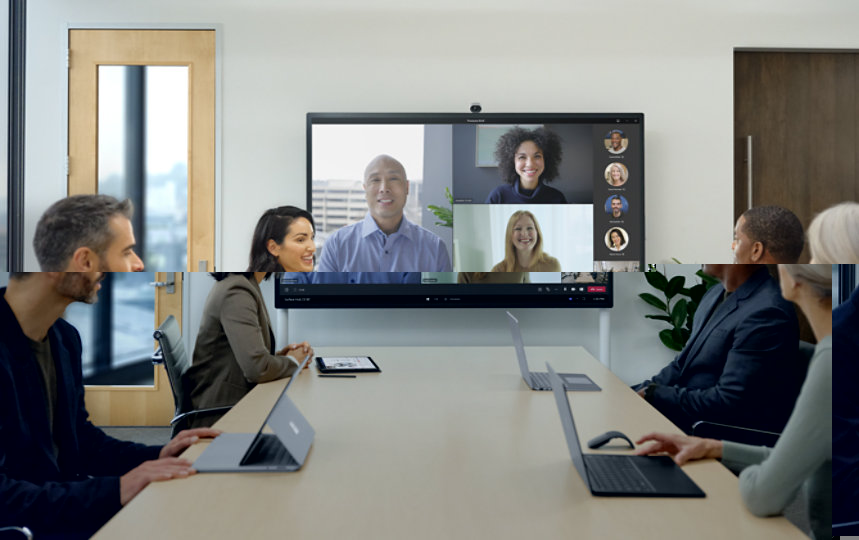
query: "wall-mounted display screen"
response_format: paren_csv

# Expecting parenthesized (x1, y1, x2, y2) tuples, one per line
(307, 112, 644, 274)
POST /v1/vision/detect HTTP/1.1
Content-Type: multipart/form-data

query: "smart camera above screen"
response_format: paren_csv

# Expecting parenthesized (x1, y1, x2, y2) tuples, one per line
(307, 112, 644, 274)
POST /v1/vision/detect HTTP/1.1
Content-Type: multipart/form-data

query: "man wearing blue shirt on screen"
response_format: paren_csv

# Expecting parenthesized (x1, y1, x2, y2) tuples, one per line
(316, 155, 452, 272)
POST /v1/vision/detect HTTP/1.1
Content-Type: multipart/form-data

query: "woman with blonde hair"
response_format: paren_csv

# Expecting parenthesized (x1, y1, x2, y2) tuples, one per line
(491, 210, 561, 272)
(636, 264, 832, 539)
(807, 201, 859, 263)
(605, 162, 627, 187)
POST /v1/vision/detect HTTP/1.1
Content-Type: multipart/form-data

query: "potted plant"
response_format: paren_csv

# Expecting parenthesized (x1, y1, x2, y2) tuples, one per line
(640, 265, 719, 351)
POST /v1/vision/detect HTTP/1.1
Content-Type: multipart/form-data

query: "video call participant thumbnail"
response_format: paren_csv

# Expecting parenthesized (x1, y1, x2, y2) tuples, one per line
(605, 162, 628, 187)
(605, 129, 627, 154)
(485, 127, 568, 204)
(594, 261, 639, 272)
(606, 227, 628, 252)
(316, 154, 451, 272)
(606, 195, 627, 219)
(457, 272, 529, 284)
(283, 272, 420, 284)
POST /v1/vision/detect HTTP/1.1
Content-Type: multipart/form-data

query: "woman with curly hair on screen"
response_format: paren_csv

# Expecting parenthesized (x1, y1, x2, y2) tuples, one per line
(491, 210, 561, 272)
(485, 127, 567, 204)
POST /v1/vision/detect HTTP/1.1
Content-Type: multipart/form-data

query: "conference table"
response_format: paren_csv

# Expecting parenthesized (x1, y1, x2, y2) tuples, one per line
(95, 346, 806, 539)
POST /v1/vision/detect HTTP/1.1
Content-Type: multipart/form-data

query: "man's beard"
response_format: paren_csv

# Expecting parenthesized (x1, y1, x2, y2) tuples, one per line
(56, 272, 103, 304)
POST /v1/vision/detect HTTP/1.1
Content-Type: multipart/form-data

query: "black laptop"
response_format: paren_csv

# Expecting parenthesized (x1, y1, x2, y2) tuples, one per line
(547, 362, 705, 497)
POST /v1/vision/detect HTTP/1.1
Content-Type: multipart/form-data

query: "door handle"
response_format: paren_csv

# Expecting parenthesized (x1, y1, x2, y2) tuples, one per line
(149, 274, 176, 294)
(745, 135, 753, 210)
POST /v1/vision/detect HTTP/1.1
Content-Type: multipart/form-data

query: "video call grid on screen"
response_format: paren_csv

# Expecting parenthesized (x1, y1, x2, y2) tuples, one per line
(276, 272, 614, 309)
(307, 113, 643, 273)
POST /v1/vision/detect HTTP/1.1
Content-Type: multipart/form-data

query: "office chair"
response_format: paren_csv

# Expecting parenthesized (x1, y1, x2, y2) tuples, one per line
(0, 527, 33, 539)
(691, 340, 816, 447)
(152, 315, 232, 437)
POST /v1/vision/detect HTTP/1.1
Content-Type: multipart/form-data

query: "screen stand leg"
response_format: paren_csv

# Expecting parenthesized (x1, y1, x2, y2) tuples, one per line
(276, 308, 289, 347)
(598, 308, 611, 370)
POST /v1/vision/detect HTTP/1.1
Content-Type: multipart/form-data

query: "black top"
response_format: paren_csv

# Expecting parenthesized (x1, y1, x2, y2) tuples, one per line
(833, 285, 859, 528)
(0, 288, 162, 536)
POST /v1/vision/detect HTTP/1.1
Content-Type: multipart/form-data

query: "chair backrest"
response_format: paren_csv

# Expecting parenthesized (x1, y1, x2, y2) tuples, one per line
(798, 340, 816, 370)
(153, 315, 192, 417)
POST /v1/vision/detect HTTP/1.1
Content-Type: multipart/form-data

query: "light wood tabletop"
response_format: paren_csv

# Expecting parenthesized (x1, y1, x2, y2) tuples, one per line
(95, 346, 806, 539)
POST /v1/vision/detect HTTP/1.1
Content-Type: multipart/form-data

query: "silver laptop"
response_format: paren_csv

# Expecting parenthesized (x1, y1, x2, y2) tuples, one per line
(506, 311, 600, 391)
(547, 363, 704, 497)
(194, 355, 314, 473)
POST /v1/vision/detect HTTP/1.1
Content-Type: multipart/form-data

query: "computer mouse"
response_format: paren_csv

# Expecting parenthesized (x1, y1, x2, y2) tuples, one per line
(587, 430, 635, 450)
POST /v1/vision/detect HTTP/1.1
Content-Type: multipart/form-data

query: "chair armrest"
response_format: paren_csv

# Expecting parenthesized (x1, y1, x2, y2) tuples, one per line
(0, 526, 34, 539)
(170, 406, 234, 427)
(691, 420, 780, 447)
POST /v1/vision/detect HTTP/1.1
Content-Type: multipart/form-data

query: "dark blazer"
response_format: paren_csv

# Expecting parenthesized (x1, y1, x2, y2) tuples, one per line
(0, 288, 161, 537)
(635, 267, 803, 433)
(185, 274, 298, 427)
(833, 285, 859, 528)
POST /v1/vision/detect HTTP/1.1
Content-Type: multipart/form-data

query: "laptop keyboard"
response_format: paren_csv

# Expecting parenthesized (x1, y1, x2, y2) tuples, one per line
(530, 371, 551, 389)
(585, 455, 657, 494)
(241, 433, 297, 467)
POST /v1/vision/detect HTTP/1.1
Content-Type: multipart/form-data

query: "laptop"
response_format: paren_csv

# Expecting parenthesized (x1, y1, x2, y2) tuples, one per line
(546, 362, 705, 497)
(506, 311, 600, 391)
(194, 355, 315, 473)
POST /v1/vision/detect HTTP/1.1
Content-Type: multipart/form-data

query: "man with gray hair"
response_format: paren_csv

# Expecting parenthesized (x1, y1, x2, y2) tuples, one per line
(732, 205, 804, 264)
(33, 194, 144, 271)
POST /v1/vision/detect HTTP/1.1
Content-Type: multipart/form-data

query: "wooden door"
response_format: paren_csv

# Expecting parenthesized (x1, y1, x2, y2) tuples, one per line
(84, 272, 182, 426)
(68, 29, 215, 271)
(734, 51, 858, 262)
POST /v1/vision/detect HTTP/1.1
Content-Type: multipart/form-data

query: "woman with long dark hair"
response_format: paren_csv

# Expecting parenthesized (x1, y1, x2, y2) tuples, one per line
(248, 206, 316, 272)
(485, 127, 567, 204)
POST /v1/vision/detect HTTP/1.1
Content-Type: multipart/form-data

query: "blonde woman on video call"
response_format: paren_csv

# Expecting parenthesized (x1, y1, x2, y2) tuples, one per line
(491, 210, 561, 272)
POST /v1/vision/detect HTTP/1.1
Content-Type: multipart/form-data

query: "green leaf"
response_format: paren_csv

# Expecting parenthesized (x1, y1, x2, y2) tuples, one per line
(695, 270, 720, 288)
(670, 298, 688, 328)
(644, 270, 668, 291)
(639, 293, 667, 312)
(659, 329, 683, 351)
(687, 283, 708, 304)
(644, 314, 673, 323)
(426, 205, 453, 228)
(664, 276, 686, 299)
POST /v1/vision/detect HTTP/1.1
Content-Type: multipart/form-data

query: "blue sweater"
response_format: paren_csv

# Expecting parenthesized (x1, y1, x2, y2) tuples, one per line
(485, 180, 567, 204)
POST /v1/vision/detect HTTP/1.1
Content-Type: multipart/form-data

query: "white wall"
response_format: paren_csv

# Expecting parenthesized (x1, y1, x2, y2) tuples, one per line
(182, 267, 702, 385)
(22, 0, 859, 270)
